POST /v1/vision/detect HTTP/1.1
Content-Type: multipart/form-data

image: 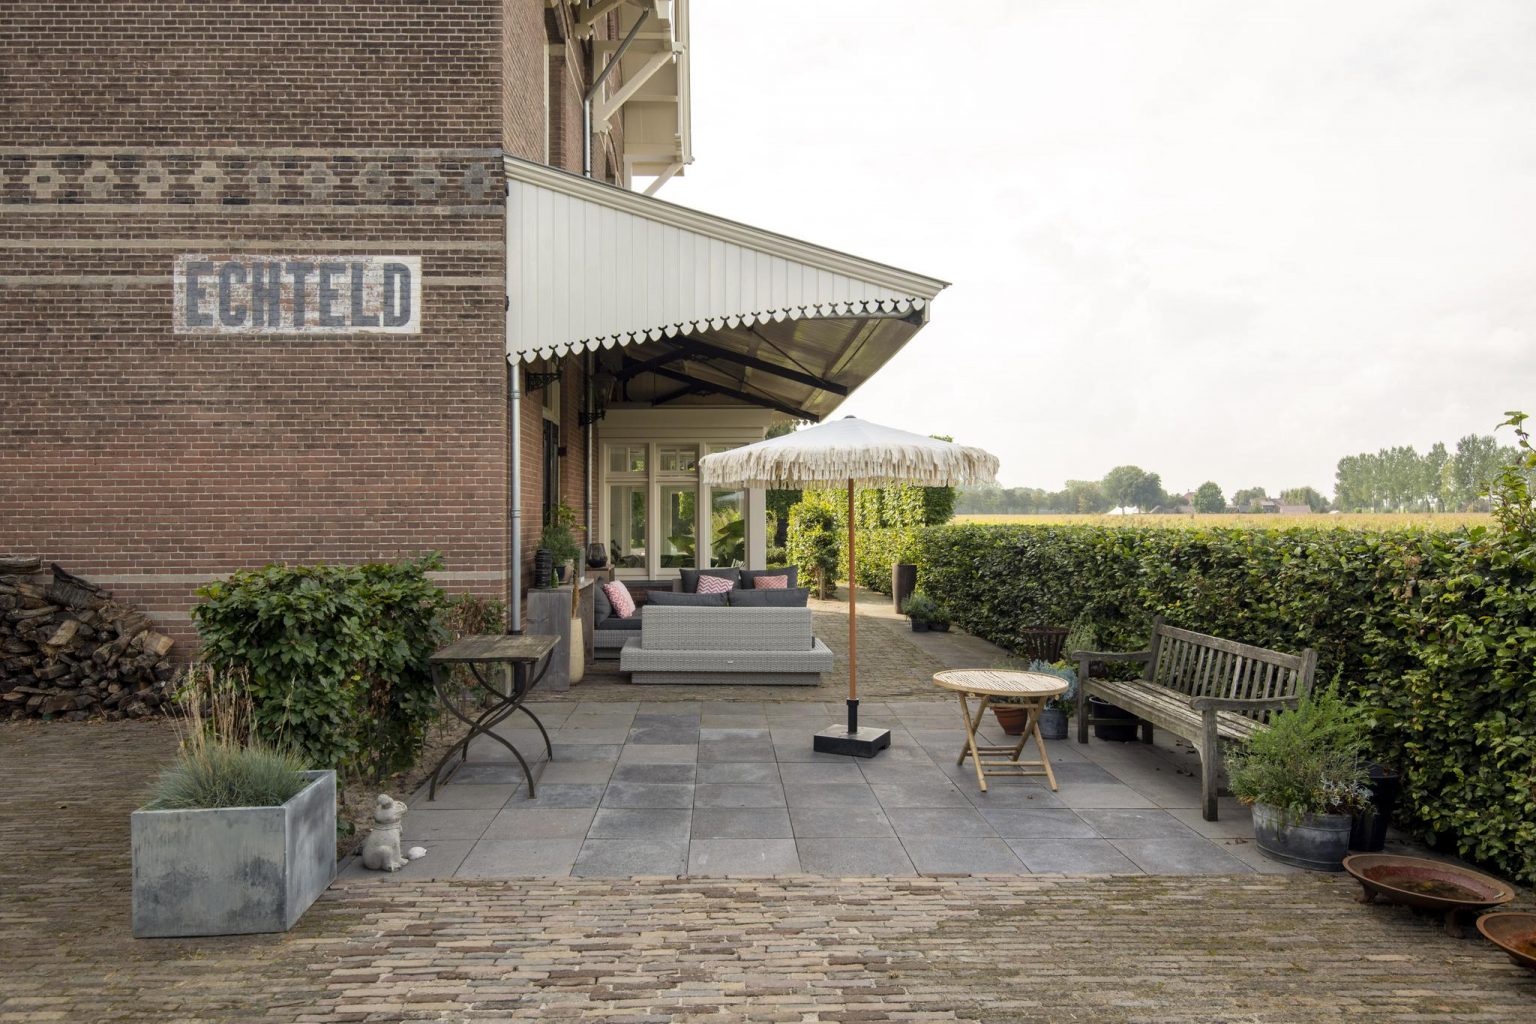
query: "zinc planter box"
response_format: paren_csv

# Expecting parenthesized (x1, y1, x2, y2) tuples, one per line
(131, 769, 336, 938)
(1251, 802, 1351, 872)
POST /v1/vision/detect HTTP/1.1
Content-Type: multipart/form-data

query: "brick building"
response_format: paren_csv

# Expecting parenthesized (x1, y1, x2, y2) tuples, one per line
(1, 1, 943, 651)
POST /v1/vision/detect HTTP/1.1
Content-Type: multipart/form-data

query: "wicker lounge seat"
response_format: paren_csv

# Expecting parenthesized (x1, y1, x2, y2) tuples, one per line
(619, 606, 833, 686)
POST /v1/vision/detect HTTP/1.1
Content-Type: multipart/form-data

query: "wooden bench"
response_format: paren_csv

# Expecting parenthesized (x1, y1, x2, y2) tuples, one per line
(1073, 617, 1317, 820)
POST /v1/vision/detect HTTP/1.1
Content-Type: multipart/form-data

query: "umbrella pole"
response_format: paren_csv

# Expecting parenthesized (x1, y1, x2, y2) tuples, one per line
(812, 478, 889, 757)
(846, 478, 858, 734)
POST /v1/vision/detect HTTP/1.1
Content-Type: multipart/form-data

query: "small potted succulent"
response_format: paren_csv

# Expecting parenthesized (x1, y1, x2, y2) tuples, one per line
(540, 503, 582, 584)
(992, 660, 1076, 738)
(901, 592, 941, 632)
(1227, 687, 1373, 871)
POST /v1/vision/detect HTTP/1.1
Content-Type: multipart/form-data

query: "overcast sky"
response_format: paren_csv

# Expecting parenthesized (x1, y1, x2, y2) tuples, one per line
(660, 0, 1536, 495)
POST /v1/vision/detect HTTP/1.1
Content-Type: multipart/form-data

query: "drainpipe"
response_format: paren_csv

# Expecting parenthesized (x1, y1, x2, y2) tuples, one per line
(506, 188, 523, 633)
(585, 351, 594, 547)
(582, 8, 651, 178)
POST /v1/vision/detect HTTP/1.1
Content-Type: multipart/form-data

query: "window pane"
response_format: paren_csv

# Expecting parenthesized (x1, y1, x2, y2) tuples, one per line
(607, 445, 645, 475)
(710, 489, 745, 568)
(660, 484, 697, 568)
(658, 445, 698, 473)
(608, 484, 647, 569)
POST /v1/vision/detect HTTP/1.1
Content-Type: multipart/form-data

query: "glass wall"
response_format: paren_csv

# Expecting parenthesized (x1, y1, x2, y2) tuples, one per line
(601, 440, 753, 578)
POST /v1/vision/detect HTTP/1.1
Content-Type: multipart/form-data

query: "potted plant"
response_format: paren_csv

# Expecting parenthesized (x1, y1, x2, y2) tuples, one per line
(993, 660, 1076, 739)
(901, 592, 941, 632)
(131, 673, 335, 937)
(540, 503, 581, 584)
(1227, 687, 1373, 871)
(927, 600, 953, 633)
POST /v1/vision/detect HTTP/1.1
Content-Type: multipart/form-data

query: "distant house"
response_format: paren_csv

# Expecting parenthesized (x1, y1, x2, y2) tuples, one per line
(1276, 504, 1314, 516)
(1252, 498, 1281, 514)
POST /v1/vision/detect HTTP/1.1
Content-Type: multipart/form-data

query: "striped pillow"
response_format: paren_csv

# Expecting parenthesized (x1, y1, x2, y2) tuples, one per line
(695, 573, 735, 596)
(752, 574, 790, 590)
(602, 580, 636, 619)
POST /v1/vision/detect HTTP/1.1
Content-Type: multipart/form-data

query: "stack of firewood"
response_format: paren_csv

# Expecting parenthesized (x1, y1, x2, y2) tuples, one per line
(1, 557, 177, 721)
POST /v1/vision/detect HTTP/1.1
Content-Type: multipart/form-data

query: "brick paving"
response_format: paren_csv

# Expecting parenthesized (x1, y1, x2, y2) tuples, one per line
(4, 719, 1534, 1022)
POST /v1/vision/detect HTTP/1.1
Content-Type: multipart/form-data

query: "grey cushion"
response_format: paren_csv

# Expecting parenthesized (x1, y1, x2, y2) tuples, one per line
(729, 587, 811, 608)
(740, 567, 799, 590)
(646, 590, 729, 607)
(679, 567, 740, 593)
(595, 613, 643, 630)
(594, 582, 613, 623)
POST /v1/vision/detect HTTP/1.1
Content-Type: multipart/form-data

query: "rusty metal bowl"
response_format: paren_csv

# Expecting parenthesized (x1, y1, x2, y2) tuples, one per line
(1343, 854, 1516, 936)
(1477, 912, 1536, 972)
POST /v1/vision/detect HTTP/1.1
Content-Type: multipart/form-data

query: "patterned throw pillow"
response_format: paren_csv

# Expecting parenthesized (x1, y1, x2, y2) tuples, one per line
(602, 579, 637, 618)
(753, 574, 790, 590)
(694, 573, 735, 596)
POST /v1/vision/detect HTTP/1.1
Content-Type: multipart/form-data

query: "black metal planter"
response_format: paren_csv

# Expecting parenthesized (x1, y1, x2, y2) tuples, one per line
(1089, 695, 1139, 741)
(1349, 763, 1402, 852)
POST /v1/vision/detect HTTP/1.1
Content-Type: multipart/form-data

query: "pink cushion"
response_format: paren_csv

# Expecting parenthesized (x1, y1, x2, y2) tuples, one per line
(602, 580, 637, 619)
(753, 574, 790, 590)
(695, 574, 735, 596)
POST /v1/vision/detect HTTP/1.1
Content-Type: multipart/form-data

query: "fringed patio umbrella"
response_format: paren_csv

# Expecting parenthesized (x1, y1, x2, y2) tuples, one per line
(700, 416, 999, 756)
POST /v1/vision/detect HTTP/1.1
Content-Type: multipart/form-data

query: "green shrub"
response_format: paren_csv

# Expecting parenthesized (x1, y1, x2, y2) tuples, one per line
(787, 502, 840, 597)
(192, 554, 449, 784)
(145, 740, 309, 810)
(916, 520, 1536, 883)
(900, 592, 941, 621)
(1226, 688, 1373, 818)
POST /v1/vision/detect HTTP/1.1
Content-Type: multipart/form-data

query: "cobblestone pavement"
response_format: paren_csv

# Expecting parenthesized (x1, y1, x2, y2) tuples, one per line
(3, 720, 1533, 1022)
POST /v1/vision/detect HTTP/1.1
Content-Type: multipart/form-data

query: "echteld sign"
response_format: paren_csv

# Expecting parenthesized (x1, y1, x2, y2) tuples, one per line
(173, 255, 421, 334)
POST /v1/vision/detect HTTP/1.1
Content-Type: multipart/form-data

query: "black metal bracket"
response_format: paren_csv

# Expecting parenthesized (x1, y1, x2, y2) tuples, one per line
(525, 369, 562, 393)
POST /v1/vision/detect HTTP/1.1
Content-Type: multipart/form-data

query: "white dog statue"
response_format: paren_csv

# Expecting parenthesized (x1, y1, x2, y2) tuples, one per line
(360, 794, 426, 871)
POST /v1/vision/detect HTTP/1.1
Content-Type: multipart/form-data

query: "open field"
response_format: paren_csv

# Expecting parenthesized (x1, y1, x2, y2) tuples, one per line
(954, 512, 1496, 530)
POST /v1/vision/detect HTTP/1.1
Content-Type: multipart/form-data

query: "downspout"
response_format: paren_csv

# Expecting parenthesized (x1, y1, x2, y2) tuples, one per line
(506, 189, 523, 634)
(585, 351, 594, 547)
(582, 7, 651, 178)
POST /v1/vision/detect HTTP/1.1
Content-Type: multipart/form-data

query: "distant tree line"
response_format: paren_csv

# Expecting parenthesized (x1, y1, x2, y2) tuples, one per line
(955, 427, 1527, 515)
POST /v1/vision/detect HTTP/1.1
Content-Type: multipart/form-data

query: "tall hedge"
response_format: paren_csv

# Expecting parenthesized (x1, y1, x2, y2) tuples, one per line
(192, 554, 449, 783)
(787, 483, 943, 595)
(916, 522, 1536, 883)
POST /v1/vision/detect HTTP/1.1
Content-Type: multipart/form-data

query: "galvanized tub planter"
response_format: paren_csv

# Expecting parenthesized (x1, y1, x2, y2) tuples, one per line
(131, 769, 336, 938)
(1251, 802, 1351, 871)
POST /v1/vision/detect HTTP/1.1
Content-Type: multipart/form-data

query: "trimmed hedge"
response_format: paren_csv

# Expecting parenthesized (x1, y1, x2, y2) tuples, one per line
(916, 523, 1536, 883)
(192, 554, 449, 784)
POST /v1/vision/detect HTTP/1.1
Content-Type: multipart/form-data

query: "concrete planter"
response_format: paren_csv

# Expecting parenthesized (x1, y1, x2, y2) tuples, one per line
(131, 769, 336, 938)
(1252, 802, 1352, 871)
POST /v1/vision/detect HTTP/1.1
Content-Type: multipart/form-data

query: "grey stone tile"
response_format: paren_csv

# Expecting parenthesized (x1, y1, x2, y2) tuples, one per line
(535, 761, 617, 786)
(601, 782, 695, 809)
(573, 700, 639, 715)
(617, 743, 697, 764)
(692, 807, 794, 839)
(551, 743, 622, 763)
(444, 763, 531, 786)
(481, 807, 596, 840)
(688, 839, 801, 875)
(588, 807, 691, 841)
(1008, 839, 1143, 874)
(783, 782, 880, 809)
(697, 762, 779, 785)
(1076, 808, 1196, 839)
(1111, 837, 1254, 874)
(962, 783, 1066, 808)
(556, 726, 631, 745)
(777, 761, 867, 785)
(902, 837, 1025, 874)
(524, 784, 608, 808)
(1053, 783, 1158, 809)
(573, 838, 687, 877)
(401, 808, 498, 842)
(466, 732, 549, 761)
(455, 838, 582, 878)
(408, 783, 518, 810)
(698, 738, 777, 762)
(695, 783, 786, 809)
(796, 838, 915, 876)
(885, 806, 996, 839)
(1047, 762, 1122, 785)
(1215, 837, 1301, 874)
(789, 806, 896, 839)
(636, 703, 701, 718)
(338, 840, 473, 881)
(773, 743, 860, 764)
(979, 808, 1098, 839)
(698, 727, 771, 740)
(611, 762, 697, 785)
(871, 782, 971, 808)
(628, 720, 701, 745)
(1169, 804, 1254, 837)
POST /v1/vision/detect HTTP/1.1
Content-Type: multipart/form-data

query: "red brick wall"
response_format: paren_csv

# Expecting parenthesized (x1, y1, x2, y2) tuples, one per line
(0, 1, 591, 652)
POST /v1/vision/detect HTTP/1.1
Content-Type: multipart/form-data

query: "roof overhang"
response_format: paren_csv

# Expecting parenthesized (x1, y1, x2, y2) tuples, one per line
(504, 156, 948, 420)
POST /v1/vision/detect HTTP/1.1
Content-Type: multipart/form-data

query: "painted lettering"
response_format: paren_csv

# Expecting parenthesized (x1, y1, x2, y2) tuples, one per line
(382, 262, 412, 328)
(184, 260, 215, 327)
(286, 260, 314, 328)
(218, 262, 247, 327)
(316, 263, 346, 327)
(349, 261, 380, 328)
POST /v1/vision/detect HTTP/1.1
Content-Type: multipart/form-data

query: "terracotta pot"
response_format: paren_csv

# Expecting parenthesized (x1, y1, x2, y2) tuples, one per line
(991, 704, 1030, 736)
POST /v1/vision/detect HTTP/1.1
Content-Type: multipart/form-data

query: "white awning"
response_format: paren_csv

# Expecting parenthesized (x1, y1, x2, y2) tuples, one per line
(504, 156, 948, 419)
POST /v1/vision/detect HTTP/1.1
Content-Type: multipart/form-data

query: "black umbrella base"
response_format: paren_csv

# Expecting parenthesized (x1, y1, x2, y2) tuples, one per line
(813, 725, 891, 758)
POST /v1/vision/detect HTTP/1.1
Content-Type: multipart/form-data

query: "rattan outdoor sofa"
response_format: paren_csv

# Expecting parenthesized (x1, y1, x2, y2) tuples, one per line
(618, 606, 833, 685)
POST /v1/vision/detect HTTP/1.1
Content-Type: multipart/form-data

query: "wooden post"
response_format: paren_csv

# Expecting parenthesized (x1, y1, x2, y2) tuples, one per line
(847, 478, 857, 706)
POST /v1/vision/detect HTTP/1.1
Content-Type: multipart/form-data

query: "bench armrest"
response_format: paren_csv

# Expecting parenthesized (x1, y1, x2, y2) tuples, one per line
(1070, 650, 1152, 665)
(1189, 695, 1301, 713)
